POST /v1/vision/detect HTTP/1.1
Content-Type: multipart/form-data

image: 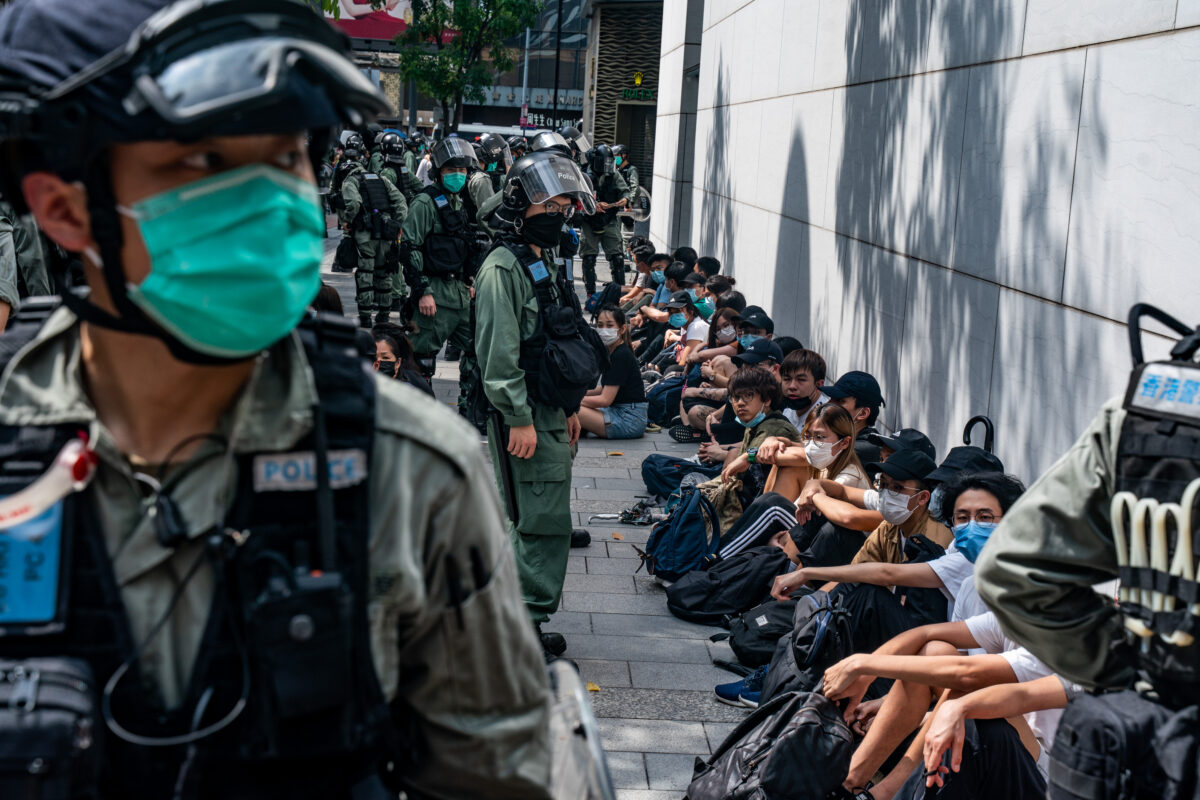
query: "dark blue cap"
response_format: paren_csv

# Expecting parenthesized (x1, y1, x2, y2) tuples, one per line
(733, 338, 784, 367)
(823, 370, 885, 408)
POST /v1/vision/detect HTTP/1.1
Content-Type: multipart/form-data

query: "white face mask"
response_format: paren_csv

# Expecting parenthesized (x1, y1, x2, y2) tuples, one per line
(596, 327, 620, 346)
(804, 440, 837, 470)
(717, 325, 737, 344)
(879, 488, 915, 525)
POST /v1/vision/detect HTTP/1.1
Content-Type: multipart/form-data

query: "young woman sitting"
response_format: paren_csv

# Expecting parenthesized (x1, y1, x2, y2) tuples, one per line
(578, 306, 649, 439)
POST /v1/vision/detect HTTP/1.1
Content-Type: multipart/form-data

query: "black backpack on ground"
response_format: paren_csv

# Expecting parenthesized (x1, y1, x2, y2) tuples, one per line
(686, 690, 853, 800)
(725, 597, 801, 668)
(759, 590, 853, 704)
(665, 547, 791, 625)
(896, 534, 950, 626)
(585, 281, 623, 322)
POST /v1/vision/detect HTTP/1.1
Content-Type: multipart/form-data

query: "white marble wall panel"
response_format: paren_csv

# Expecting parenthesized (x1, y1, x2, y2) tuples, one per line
(852, 0, 934, 84)
(730, 101, 763, 205)
(652, 113, 680, 182)
(951, 49, 1084, 301)
(812, 0, 858, 91)
(1063, 29, 1200, 323)
(898, 264, 1000, 460)
(657, 47, 684, 116)
(728, 6, 754, 105)
(927, 0, 1027, 71)
(750, 0, 787, 101)
(1179, 0, 1200, 28)
(704, 0, 750, 32)
(768, 216, 814, 339)
(785, 91, 836, 229)
(660, 0, 691, 54)
(777, 0, 822, 96)
(692, 107, 713, 192)
(824, 69, 968, 267)
(756, 97, 794, 212)
(1022, 0, 1177, 55)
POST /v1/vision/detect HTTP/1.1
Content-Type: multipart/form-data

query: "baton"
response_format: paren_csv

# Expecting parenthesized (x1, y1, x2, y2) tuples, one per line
(491, 409, 521, 525)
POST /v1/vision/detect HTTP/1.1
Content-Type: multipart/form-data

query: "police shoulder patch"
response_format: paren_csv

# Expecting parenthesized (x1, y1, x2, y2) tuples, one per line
(253, 449, 369, 493)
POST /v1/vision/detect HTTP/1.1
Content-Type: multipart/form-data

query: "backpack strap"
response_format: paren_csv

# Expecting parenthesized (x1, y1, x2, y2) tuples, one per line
(0, 295, 61, 375)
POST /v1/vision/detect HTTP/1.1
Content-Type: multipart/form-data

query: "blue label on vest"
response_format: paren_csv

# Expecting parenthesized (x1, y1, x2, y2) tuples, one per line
(252, 449, 369, 493)
(434, 194, 449, 209)
(527, 260, 550, 283)
(0, 501, 63, 625)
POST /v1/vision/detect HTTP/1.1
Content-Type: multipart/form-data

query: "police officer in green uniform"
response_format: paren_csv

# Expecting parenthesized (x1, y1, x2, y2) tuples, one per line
(612, 143, 639, 240)
(375, 132, 418, 318)
(0, 197, 52, 297)
(339, 150, 406, 327)
(401, 137, 480, 405)
(365, 122, 385, 173)
(0, 1, 558, 797)
(474, 150, 602, 658)
(405, 130, 427, 180)
(578, 144, 632, 295)
(479, 132, 514, 193)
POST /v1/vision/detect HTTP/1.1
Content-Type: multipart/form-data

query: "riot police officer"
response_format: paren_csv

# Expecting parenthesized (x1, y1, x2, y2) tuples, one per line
(338, 148, 407, 327)
(474, 150, 604, 658)
(508, 134, 528, 160)
(976, 303, 1200, 799)
(0, 1, 557, 797)
(401, 137, 481, 406)
(378, 131, 421, 201)
(558, 125, 591, 166)
(579, 144, 632, 295)
(479, 132, 514, 193)
(612, 144, 639, 197)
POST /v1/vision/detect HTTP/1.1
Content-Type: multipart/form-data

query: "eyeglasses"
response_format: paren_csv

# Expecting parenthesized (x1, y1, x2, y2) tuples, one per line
(538, 199, 578, 218)
(952, 510, 999, 525)
(800, 433, 835, 445)
(874, 477, 921, 496)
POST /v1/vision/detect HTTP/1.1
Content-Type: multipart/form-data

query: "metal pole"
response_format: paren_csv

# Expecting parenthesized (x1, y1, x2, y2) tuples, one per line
(552, 0, 563, 128)
(407, 1, 419, 131)
(520, 27, 530, 108)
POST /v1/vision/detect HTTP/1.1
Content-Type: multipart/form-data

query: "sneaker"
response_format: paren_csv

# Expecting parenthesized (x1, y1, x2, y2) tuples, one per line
(669, 424, 705, 444)
(714, 665, 768, 708)
(645, 423, 662, 433)
(570, 529, 591, 548)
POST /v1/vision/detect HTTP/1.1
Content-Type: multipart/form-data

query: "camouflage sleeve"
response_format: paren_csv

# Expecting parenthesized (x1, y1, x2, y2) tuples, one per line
(468, 170, 495, 212)
(341, 174, 362, 225)
(613, 169, 632, 205)
(0, 216, 19, 312)
(401, 195, 434, 292)
(382, 176, 408, 222)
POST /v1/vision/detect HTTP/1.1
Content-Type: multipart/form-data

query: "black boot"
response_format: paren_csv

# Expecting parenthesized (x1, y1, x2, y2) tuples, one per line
(374, 310, 390, 325)
(570, 529, 591, 548)
(581, 254, 598, 296)
(536, 624, 567, 659)
(358, 313, 373, 329)
(608, 255, 626, 287)
(443, 343, 462, 362)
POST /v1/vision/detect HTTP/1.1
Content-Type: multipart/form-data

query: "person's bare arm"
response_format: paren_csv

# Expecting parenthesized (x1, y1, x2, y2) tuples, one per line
(0, 300, 10, 332)
(581, 384, 619, 409)
(772, 561, 942, 600)
(834, 652, 1018, 695)
(810, 493, 884, 532)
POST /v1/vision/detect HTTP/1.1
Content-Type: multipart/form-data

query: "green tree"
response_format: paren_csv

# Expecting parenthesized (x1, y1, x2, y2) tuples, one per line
(395, 0, 541, 131)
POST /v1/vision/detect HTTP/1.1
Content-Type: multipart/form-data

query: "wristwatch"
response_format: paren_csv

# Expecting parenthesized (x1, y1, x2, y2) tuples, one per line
(747, 448, 758, 465)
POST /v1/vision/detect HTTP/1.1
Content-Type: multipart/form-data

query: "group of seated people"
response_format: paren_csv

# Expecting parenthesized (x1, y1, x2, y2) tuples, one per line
(620, 286, 1083, 798)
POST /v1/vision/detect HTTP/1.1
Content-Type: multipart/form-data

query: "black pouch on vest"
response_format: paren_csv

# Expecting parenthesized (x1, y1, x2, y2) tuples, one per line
(0, 658, 101, 800)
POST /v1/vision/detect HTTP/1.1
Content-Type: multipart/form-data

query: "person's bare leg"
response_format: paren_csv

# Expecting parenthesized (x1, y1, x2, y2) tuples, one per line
(577, 406, 608, 437)
(766, 465, 811, 501)
(685, 403, 717, 429)
(842, 641, 958, 789)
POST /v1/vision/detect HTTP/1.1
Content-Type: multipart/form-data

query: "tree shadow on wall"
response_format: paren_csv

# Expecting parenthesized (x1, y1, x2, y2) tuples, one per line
(697, 58, 734, 270)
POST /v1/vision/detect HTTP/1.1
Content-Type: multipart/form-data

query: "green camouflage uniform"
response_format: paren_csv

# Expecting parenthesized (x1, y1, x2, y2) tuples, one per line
(378, 162, 411, 304)
(578, 170, 632, 292)
(474, 246, 574, 624)
(340, 163, 406, 318)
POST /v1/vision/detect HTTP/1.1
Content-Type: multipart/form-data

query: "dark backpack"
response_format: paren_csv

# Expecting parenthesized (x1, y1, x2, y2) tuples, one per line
(759, 590, 853, 704)
(897, 534, 950, 625)
(640, 453, 722, 500)
(726, 597, 801, 668)
(638, 486, 721, 583)
(665, 547, 791, 625)
(686, 690, 853, 800)
(585, 282, 623, 321)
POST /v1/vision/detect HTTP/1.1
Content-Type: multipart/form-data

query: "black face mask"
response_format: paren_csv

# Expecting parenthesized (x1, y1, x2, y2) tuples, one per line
(782, 396, 814, 412)
(377, 360, 399, 378)
(520, 212, 564, 248)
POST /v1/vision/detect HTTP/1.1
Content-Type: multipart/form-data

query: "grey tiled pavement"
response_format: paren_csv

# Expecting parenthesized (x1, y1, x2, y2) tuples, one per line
(322, 226, 749, 799)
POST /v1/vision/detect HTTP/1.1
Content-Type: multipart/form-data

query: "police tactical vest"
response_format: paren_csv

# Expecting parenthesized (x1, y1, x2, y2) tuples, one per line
(585, 174, 621, 229)
(418, 186, 472, 279)
(355, 172, 394, 240)
(1112, 304, 1200, 706)
(0, 303, 401, 799)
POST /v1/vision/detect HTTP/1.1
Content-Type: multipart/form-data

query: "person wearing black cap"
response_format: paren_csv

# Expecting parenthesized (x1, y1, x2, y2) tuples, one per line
(926, 445, 1005, 522)
(0, 1, 557, 796)
(657, 289, 710, 370)
(822, 369, 887, 463)
(736, 306, 775, 348)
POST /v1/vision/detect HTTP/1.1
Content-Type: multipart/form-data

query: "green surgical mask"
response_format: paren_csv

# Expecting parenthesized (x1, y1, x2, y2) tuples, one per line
(120, 164, 323, 359)
(442, 172, 467, 193)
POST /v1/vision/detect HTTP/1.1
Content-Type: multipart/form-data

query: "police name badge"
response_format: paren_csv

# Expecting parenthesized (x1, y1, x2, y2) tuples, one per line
(253, 449, 369, 493)
(527, 259, 550, 283)
(1126, 362, 1200, 424)
(0, 501, 65, 625)
(434, 194, 449, 208)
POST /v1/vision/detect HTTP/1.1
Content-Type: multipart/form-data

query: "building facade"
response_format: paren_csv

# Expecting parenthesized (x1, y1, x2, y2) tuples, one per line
(653, 0, 1200, 480)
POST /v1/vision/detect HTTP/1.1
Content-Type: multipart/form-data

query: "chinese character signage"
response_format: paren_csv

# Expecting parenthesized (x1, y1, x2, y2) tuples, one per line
(1127, 362, 1200, 423)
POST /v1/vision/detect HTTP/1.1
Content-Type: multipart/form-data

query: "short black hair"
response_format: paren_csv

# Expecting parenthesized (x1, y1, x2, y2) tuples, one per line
(312, 282, 344, 314)
(664, 261, 691, 286)
(715, 290, 747, 313)
(781, 348, 827, 382)
(696, 256, 721, 277)
(935, 472, 1027, 525)
(706, 274, 736, 295)
(728, 365, 783, 411)
(672, 246, 698, 270)
(649, 252, 673, 268)
(371, 322, 417, 371)
(772, 336, 804, 358)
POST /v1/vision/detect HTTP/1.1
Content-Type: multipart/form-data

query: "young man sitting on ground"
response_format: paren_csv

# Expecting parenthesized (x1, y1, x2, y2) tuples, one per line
(618, 239, 658, 312)
(679, 336, 781, 436)
(778, 347, 829, 432)
(718, 365, 800, 470)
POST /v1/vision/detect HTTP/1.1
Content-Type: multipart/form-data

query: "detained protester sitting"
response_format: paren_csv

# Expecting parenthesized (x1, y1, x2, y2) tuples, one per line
(676, 338, 783, 443)
(659, 290, 710, 369)
(618, 240, 658, 312)
(735, 305, 775, 348)
(720, 366, 801, 468)
(779, 347, 829, 429)
(819, 612, 1067, 800)
(635, 261, 692, 364)
(578, 305, 647, 439)
(672, 244, 698, 272)
(676, 308, 744, 436)
(715, 289, 747, 314)
(372, 323, 435, 396)
(696, 254, 721, 279)
(679, 271, 715, 320)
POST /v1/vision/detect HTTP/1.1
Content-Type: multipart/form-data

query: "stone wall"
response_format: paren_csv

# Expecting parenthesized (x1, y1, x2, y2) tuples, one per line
(651, 0, 1199, 480)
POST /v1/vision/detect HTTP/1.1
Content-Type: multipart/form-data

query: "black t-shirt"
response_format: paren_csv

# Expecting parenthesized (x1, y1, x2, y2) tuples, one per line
(602, 343, 647, 405)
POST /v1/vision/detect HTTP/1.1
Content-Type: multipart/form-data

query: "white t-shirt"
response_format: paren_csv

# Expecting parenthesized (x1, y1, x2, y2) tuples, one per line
(635, 272, 652, 289)
(965, 612, 1066, 772)
(782, 392, 830, 431)
(951, 575, 990, 624)
(927, 546, 975, 618)
(861, 489, 881, 511)
(416, 155, 433, 186)
(682, 317, 710, 344)
(828, 462, 870, 490)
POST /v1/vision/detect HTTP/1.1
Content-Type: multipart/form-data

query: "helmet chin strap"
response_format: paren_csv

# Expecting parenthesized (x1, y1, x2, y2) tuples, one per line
(66, 157, 256, 366)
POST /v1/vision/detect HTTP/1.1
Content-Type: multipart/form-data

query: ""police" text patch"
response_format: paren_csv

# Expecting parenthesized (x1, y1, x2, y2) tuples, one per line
(253, 450, 369, 493)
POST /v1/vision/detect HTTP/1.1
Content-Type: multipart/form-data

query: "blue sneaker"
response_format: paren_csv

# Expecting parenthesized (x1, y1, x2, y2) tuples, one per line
(714, 665, 768, 708)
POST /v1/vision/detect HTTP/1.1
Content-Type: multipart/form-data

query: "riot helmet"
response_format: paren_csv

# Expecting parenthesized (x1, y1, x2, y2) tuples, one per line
(0, 0, 391, 364)
(502, 151, 597, 216)
(612, 144, 629, 167)
(506, 135, 527, 158)
(589, 144, 615, 176)
(528, 130, 572, 156)
(342, 132, 365, 160)
(379, 131, 405, 164)
(408, 130, 427, 152)
(431, 137, 479, 171)
(558, 125, 591, 155)
(478, 133, 512, 172)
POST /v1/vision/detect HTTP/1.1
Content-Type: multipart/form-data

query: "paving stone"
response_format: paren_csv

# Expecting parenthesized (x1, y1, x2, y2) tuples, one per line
(615, 790, 680, 800)
(563, 573, 638, 594)
(566, 555, 587, 574)
(573, 467, 635, 479)
(590, 612, 719, 640)
(574, 499, 637, 514)
(572, 476, 597, 489)
(586, 557, 643, 575)
(576, 488, 648, 502)
(589, 688, 748, 723)
(606, 542, 644, 558)
(575, 456, 642, 470)
(541, 610, 592, 634)
(598, 718, 709, 755)
(592, 477, 655, 492)
(706, 639, 736, 663)
(605, 750, 647, 790)
(704, 722, 739, 753)
(575, 659, 632, 688)
(646, 753, 700, 791)
(629, 661, 734, 691)
(563, 634, 712, 663)
(634, 575, 670, 595)
(561, 591, 670, 616)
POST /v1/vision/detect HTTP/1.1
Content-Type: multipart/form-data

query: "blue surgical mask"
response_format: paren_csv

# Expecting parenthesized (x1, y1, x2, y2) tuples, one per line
(739, 334, 762, 350)
(952, 520, 997, 563)
(668, 312, 688, 328)
(737, 410, 767, 429)
(650, 270, 665, 285)
(687, 288, 699, 302)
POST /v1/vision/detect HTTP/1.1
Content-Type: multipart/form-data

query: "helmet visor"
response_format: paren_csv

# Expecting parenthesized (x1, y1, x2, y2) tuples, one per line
(130, 37, 390, 127)
(432, 136, 479, 168)
(515, 155, 597, 215)
(573, 132, 592, 153)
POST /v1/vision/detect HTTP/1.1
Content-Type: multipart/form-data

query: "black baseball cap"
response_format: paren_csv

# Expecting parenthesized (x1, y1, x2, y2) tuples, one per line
(926, 446, 1005, 483)
(737, 307, 774, 334)
(733, 338, 784, 367)
(664, 290, 694, 310)
(868, 428, 936, 461)
(823, 370, 885, 408)
(679, 272, 704, 286)
(867, 449, 937, 483)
